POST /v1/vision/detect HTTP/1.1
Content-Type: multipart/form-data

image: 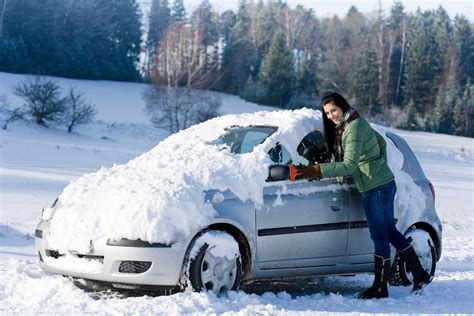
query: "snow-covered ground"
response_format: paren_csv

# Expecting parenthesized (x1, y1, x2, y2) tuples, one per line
(1, 72, 473, 314)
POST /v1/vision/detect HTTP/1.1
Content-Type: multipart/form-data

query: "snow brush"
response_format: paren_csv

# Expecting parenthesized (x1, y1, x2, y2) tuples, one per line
(289, 164, 301, 181)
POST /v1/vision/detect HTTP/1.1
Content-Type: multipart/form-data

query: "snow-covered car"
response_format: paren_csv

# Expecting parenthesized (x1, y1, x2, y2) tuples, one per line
(35, 108, 442, 294)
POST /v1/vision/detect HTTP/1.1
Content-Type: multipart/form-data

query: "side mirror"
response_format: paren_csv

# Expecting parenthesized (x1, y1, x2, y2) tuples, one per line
(267, 165, 290, 182)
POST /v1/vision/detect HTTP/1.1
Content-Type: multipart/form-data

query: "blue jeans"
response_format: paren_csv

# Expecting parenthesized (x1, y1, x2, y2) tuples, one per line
(361, 180, 410, 259)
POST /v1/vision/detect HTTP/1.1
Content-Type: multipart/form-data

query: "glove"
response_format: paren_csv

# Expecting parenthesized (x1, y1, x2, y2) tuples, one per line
(289, 164, 321, 181)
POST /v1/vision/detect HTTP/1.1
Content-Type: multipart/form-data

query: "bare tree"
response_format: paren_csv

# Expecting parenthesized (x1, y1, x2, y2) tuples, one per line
(143, 86, 221, 132)
(62, 88, 97, 133)
(14, 76, 66, 126)
(148, 22, 221, 132)
(0, 94, 24, 130)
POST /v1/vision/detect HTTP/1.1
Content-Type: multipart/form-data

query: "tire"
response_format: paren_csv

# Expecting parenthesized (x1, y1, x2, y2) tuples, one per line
(390, 228, 437, 286)
(186, 230, 242, 294)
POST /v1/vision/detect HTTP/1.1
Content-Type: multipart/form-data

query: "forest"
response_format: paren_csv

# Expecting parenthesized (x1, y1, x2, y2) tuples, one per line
(0, 0, 472, 136)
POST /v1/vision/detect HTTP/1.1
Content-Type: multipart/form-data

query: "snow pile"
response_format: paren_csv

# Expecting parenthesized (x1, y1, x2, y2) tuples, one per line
(46, 109, 425, 255)
(43, 255, 103, 273)
(189, 231, 240, 261)
(373, 126, 426, 219)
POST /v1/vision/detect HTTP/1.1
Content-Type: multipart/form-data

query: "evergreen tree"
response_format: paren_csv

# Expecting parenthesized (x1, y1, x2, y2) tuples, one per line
(433, 7, 451, 79)
(355, 40, 380, 118)
(401, 99, 418, 130)
(403, 10, 441, 121)
(295, 55, 317, 97)
(147, 0, 171, 77)
(453, 81, 473, 137)
(0, 0, 142, 81)
(219, 9, 237, 44)
(259, 33, 294, 107)
(0, 0, 63, 74)
(453, 15, 474, 86)
(192, 0, 218, 47)
(191, 0, 219, 74)
(387, 0, 407, 106)
(434, 81, 458, 134)
(57, 0, 112, 79)
(221, 0, 252, 94)
(171, 0, 187, 24)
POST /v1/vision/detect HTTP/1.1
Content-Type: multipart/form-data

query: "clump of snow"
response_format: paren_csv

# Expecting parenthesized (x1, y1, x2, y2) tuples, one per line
(188, 230, 240, 261)
(373, 126, 426, 219)
(44, 255, 103, 273)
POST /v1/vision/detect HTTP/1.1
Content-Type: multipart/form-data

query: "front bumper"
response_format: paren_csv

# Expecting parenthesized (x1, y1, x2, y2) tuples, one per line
(35, 221, 185, 289)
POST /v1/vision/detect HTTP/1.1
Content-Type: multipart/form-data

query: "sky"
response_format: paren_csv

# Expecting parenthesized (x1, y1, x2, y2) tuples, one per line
(183, 0, 473, 21)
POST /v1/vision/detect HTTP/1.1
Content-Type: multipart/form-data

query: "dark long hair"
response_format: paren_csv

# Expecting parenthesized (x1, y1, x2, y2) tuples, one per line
(320, 92, 351, 157)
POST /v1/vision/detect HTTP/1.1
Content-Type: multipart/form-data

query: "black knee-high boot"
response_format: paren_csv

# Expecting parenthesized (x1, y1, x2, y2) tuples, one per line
(400, 245, 432, 292)
(357, 255, 390, 299)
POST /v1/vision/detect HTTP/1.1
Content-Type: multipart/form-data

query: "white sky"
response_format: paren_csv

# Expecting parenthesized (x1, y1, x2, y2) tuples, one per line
(184, 0, 473, 21)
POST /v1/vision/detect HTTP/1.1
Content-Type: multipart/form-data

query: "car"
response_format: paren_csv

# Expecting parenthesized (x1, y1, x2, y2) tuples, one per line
(35, 108, 442, 295)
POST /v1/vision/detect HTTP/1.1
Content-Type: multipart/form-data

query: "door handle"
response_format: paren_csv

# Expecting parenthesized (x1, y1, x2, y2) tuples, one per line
(330, 198, 345, 211)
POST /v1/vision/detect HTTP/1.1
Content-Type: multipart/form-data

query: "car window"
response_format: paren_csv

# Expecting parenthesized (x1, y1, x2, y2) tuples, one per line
(211, 126, 278, 154)
(240, 130, 273, 153)
(268, 143, 291, 164)
(297, 130, 330, 164)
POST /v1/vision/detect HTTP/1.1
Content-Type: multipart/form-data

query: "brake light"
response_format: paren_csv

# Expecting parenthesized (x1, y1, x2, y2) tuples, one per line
(429, 181, 435, 201)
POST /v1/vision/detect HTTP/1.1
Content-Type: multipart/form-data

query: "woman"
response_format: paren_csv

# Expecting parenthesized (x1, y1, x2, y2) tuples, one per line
(291, 92, 431, 299)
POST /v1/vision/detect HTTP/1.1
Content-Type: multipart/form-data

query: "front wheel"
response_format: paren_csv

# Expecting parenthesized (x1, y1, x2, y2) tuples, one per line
(390, 228, 436, 286)
(185, 230, 242, 294)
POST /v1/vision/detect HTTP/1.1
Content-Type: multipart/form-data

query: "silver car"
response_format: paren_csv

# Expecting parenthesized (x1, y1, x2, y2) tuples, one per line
(35, 124, 442, 294)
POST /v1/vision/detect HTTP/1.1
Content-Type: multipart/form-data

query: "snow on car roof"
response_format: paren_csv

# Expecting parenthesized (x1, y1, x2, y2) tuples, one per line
(45, 108, 424, 254)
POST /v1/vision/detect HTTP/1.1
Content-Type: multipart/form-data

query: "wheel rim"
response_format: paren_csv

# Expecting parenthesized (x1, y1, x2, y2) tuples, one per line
(200, 247, 237, 293)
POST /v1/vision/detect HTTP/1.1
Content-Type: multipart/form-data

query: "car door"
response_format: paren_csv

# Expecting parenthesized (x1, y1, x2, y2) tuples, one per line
(256, 132, 350, 271)
(346, 186, 374, 265)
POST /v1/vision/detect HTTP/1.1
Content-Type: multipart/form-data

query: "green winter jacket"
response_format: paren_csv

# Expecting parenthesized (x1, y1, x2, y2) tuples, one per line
(319, 116, 394, 192)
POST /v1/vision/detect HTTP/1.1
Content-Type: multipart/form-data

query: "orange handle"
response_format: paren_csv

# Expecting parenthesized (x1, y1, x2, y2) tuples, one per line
(289, 164, 300, 181)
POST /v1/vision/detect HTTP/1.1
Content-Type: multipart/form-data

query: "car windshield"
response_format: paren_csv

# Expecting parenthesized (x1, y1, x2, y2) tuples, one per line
(211, 126, 278, 154)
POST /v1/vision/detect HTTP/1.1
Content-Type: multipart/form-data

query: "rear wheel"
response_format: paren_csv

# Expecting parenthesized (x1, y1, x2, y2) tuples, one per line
(390, 228, 436, 286)
(186, 230, 242, 294)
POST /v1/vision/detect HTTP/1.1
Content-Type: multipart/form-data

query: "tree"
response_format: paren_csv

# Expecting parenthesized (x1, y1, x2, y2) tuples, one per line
(171, 0, 187, 24)
(0, 94, 24, 130)
(220, 0, 253, 94)
(0, 0, 142, 81)
(453, 81, 473, 137)
(403, 10, 441, 118)
(387, 1, 407, 106)
(355, 40, 380, 119)
(95, 0, 142, 81)
(62, 89, 97, 133)
(146, 0, 171, 78)
(143, 86, 221, 132)
(400, 99, 418, 130)
(434, 81, 458, 134)
(14, 76, 65, 126)
(259, 33, 294, 107)
(148, 23, 221, 132)
(453, 15, 474, 86)
(191, 0, 219, 76)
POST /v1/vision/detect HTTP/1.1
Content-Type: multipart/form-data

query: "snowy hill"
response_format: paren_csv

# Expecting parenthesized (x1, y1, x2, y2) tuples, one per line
(1, 71, 473, 314)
